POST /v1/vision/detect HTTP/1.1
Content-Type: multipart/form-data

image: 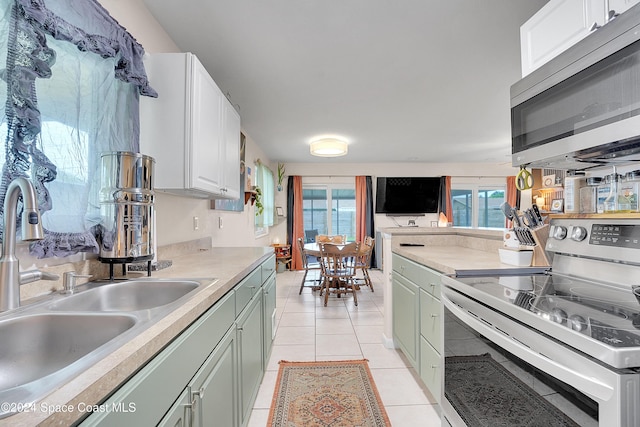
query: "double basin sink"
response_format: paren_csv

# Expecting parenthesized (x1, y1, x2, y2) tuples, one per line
(0, 277, 216, 419)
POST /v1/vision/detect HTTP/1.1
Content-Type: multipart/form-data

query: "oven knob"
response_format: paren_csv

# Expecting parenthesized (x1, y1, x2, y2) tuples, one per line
(570, 226, 588, 242)
(550, 308, 567, 324)
(569, 314, 587, 332)
(553, 226, 568, 240)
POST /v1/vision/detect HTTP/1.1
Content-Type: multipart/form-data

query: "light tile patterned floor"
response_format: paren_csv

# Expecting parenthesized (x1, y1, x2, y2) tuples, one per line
(248, 269, 441, 426)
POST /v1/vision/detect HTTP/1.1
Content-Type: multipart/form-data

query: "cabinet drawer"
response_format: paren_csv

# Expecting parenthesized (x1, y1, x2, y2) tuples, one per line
(235, 267, 262, 316)
(261, 255, 276, 283)
(392, 254, 441, 297)
(420, 289, 441, 353)
(419, 336, 441, 404)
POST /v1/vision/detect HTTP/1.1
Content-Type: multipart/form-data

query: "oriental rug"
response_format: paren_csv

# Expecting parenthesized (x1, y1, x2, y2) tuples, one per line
(267, 359, 391, 427)
(445, 353, 581, 427)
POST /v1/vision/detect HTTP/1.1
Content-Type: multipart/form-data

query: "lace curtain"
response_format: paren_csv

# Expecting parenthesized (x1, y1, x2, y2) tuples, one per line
(0, 0, 156, 257)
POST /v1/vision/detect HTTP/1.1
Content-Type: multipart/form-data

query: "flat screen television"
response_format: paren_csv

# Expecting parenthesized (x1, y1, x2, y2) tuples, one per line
(375, 177, 441, 215)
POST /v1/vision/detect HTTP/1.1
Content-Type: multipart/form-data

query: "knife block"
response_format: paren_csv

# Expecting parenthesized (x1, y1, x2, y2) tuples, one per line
(530, 224, 550, 267)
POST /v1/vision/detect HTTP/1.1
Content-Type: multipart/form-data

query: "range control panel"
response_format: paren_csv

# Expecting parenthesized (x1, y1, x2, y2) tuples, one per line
(547, 218, 640, 263)
(589, 224, 640, 249)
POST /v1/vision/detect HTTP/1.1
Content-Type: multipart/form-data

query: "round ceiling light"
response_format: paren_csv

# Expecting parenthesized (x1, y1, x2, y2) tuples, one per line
(309, 137, 348, 157)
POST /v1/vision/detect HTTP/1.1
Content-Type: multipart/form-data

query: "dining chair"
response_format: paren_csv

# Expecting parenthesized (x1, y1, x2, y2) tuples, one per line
(297, 237, 322, 294)
(315, 234, 346, 244)
(318, 241, 360, 307)
(355, 236, 375, 292)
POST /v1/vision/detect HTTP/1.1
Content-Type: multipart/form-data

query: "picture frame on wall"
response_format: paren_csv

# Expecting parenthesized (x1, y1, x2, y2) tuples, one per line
(550, 198, 564, 212)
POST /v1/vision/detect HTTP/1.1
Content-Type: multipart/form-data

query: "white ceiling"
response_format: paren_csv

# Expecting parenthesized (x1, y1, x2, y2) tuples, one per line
(143, 0, 548, 164)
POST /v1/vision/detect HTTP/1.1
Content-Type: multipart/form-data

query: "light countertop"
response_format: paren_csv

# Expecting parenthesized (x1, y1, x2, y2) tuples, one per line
(393, 245, 538, 276)
(6, 246, 272, 427)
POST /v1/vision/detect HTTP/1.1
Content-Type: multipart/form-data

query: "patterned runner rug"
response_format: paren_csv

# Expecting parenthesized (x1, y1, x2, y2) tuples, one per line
(267, 359, 391, 426)
(445, 353, 581, 427)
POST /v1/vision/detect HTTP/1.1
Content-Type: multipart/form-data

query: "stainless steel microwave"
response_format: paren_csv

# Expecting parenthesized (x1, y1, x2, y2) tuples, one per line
(511, 3, 640, 170)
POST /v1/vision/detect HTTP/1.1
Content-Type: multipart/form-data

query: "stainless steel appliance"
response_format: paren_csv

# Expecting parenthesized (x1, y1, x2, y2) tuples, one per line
(99, 151, 155, 278)
(511, 4, 640, 170)
(442, 218, 640, 426)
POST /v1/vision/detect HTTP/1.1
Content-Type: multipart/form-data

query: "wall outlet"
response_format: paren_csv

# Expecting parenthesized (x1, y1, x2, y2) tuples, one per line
(193, 216, 199, 230)
(218, 216, 223, 229)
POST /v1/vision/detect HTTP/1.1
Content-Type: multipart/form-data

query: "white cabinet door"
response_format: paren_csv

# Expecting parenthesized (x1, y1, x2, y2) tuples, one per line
(220, 99, 241, 198)
(190, 58, 223, 195)
(520, 0, 603, 76)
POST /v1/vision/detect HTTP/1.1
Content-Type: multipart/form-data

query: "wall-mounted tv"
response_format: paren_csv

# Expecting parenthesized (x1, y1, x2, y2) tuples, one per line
(375, 177, 441, 215)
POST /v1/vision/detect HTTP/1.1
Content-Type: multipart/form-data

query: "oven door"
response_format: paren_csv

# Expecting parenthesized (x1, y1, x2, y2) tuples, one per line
(441, 283, 640, 427)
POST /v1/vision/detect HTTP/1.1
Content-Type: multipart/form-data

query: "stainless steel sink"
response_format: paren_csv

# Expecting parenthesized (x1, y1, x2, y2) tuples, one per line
(0, 313, 136, 391)
(49, 279, 201, 312)
(0, 277, 216, 419)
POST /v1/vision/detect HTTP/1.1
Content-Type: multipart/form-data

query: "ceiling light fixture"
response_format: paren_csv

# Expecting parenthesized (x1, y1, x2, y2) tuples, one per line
(309, 137, 348, 157)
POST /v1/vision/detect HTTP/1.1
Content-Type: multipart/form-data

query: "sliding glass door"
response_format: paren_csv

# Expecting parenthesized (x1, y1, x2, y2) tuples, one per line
(303, 185, 356, 242)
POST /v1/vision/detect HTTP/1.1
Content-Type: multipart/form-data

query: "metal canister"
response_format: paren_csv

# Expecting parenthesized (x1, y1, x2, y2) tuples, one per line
(99, 152, 155, 261)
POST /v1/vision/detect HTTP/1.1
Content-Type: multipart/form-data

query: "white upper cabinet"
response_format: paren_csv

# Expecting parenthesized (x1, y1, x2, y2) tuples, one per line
(520, 0, 640, 76)
(140, 53, 240, 199)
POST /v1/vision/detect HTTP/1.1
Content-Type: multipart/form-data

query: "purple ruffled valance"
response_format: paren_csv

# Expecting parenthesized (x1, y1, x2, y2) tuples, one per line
(0, 0, 156, 258)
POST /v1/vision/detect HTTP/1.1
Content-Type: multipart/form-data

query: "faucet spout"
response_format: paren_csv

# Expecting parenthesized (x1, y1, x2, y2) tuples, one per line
(0, 178, 45, 311)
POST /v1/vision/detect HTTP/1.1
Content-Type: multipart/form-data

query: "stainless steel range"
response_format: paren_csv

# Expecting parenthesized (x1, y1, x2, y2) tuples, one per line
(441, 218, 640, 427)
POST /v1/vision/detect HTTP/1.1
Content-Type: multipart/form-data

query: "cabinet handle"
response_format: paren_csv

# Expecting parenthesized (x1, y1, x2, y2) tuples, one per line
(607, 9, 619, 21)
(589, 21, 601, 31)
(431, 314, 439, 318)
(191, 388, 204, 427)
(431, 364, 438, 369)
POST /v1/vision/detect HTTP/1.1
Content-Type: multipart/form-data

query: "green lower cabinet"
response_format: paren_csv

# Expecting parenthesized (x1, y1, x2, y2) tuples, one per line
(237, 292, 264, 427)
(262, 272, 276, 366)
(392, 273, 419, 369)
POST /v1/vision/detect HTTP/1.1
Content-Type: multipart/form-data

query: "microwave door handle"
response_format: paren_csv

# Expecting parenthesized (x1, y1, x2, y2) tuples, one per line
(441, 291, 613, 402)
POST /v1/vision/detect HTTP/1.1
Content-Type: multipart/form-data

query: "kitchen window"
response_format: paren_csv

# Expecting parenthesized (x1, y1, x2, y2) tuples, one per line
(451, 182, 505, 228)
(303, 185, 356, 241)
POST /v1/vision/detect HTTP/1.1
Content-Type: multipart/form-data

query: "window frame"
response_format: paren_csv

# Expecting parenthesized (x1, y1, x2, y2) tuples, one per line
(302, 183, 356, 240)
(451, 178, 506, 229)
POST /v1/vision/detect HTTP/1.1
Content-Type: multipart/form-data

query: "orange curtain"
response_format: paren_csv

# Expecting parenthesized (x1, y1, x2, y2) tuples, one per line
(291, 176, 304, 270)
(443, 176, 452, 222)
(506, 176, 518, 228)
(355, 176, 367, 242)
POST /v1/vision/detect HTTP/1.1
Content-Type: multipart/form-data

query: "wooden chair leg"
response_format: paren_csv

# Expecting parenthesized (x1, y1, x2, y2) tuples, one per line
(364, 268, 373, 292)
(324, 278, 331, 307)
(299, 269, 309, 294)
(351, 278, 358, 306)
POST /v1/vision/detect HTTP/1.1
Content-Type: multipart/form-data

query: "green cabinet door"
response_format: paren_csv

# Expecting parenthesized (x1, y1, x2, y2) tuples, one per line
(262, 272, 277, 365)
(392, 272, 419, 368)
(189, 326, 237, 427)
(237, 292, 264, 426)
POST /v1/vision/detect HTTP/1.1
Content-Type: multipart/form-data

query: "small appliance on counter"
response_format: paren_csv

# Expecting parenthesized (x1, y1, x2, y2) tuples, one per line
(98, 151, 155, 279)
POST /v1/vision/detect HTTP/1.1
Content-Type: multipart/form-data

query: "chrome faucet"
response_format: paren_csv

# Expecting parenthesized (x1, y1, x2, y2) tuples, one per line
(0, 178, 58, 311)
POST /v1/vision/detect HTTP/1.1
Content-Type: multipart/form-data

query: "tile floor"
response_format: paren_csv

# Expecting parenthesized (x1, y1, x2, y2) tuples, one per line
(247, 268, 441, 426)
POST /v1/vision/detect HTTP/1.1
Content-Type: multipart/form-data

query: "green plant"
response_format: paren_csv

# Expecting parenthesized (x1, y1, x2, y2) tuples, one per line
(254, 186, 264, 216)
(277, 163, 285, 190)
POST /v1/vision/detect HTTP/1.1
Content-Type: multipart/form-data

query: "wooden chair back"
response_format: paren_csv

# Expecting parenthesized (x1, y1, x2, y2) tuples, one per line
(316, 234, 346, 244)
(319, 241, 360, 279)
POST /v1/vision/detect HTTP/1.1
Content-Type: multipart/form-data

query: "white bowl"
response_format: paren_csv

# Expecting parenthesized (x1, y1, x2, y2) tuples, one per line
(498, 248, 533, 267)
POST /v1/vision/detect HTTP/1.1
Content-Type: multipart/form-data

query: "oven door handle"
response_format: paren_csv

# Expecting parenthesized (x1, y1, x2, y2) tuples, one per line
(442, 290, 615, 402)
